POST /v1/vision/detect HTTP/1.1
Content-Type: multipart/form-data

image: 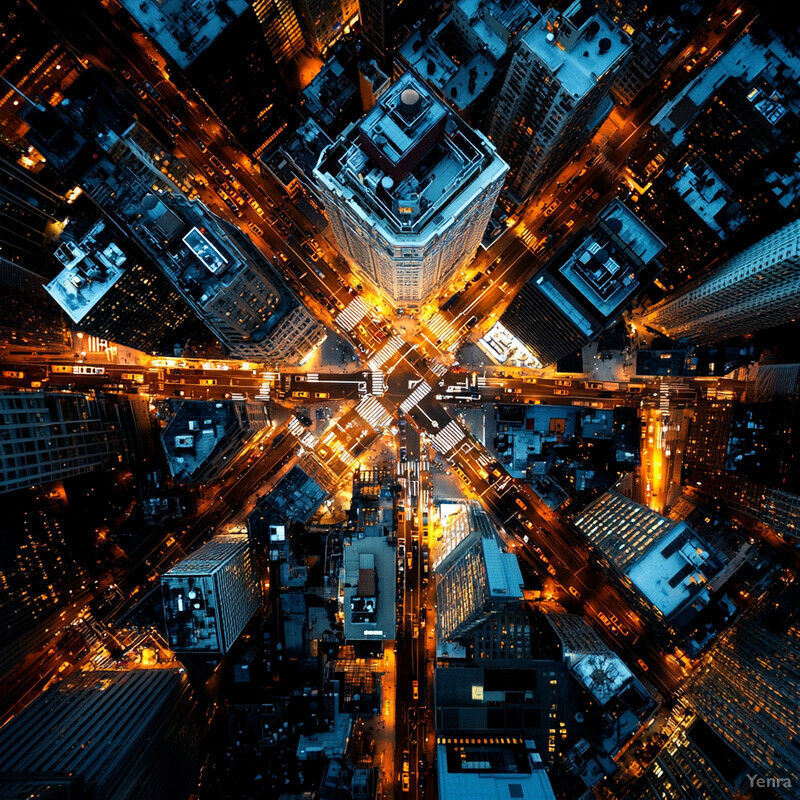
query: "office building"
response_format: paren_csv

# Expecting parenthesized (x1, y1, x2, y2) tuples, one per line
(0, 0, 80, 148)
(573, 491, 746, 634)
(0, 257, 69, 351)
(686, 581, 800, 798)
(0, 668, 202, 800)
(162, 533, 261, 653)
(293, 0, 359, 55)
(44, 213, 192, 353)
(642, 219, 800, 343)
(436, 737, 556, 800)
(396, 0, 539, 123)
(314, 72, 507, 308)
(435, 501, 524, 643)
(161, 399, 271, 484)
(80, 126, 324, 362)
(546, 612, 611, 668)
(117, 0, 294, 152)
(501, 200, 663, 366)
(340, 536, 396, 641)
(684, 399, 800, 540)
(0, 488, 89, 677)
(302, 57, 360, 135)
(629, 703, 755, 799)
(0, 391, 124, 494)
(487, 2, 630, 199)
(359, 0, 426, 66)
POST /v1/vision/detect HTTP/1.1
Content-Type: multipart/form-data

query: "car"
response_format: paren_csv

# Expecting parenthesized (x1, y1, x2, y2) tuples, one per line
(543, 200, 559, 217)
(168, 113, 183, 128)
(470, 272, 483, 283)
(637, 658, 649, 672)
(200, 378, 217, 386)
(401, 773, 410, 792)
(568, 586, 581, 599)
(486, 262, 498, 274)
(292, 391, 309, 398)
(546, 564, 557, 576)
(314, 392, 330, 399)
(515, 498, 528, 511)
(465, 315, 478, 328)
(412, 680, 419, 699)
(412, 624, 419, 639)
(295, 413, 312, 427)
(554, 389, 570, 396)
(247, 222, 264, 236)
(555, 379, 572, 387)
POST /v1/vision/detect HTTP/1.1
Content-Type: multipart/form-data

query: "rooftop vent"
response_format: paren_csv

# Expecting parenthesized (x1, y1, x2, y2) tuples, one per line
(400, 87, 421, 118)
(599, 37, 612, 54)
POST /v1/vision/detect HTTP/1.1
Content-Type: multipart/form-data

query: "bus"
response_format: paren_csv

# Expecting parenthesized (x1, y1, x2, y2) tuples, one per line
(121, 372, 145, 384)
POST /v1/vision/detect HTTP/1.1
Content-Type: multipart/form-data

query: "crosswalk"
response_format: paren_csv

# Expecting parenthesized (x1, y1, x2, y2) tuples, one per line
(368, 335, 405, 371)
(476, 375, 488, 387)
(400, 381, 431, 413)
(255, 372, 279, 400)
(426, 312, 459, 343)
(336, 296, 370, 331)
(355, 395, 393, 429)
(431, 419, 466, 453)
(287, 417, 308, 436)
(429, 361, 448, 377)
(371, 371, 385, 396)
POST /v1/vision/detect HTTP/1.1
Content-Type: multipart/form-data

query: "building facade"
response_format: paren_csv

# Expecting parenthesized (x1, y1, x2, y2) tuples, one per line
(434, 501, 523, 642)
(314, 72, 507, 308)
(162, 534, 261, 653)
(44, 214, 191, 353)
(486, 2, 630, 200)
(0, 391, 124, 494)
(642, 219, 800, 343)
(0, 668, 202, 800)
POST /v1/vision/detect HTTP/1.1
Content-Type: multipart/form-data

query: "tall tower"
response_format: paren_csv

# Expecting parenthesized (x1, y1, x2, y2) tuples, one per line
(0, 391, 123, 494)
(642, 219, 800, 343)
(434, 501, 523, 642)
(687, 582, 800, 796)
(161, 534, 261, 654)
(314, 72, 507, 309)
(487, 2, 630, 200)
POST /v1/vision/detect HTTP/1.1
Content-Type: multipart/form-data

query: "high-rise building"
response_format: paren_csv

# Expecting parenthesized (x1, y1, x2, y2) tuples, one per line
(292, 0, 359, 55)
(686, 581, 800, 798)
(434, 501, 523, 642)
(683, 399, 800, 540)
(0, 668, 202, 800)
(117, 0, 296, 152)
(642, 219, 800, 343)
(161, 399, 271, 484)
(396, 0, 539, 124)
(500, 199, 663, 367)
(91, 133, 324, 362)
(487, 2, 630, 200)
(0, 391, 124, 494)
(314, 72, 507, 308)
(573, 491, 746, 636)
(44, 213, 192, 353)
(0, 488, 89, 677)
(359, 0, 425, 67)
(162, 534, 261, 653)
(0, 257, 69, 351)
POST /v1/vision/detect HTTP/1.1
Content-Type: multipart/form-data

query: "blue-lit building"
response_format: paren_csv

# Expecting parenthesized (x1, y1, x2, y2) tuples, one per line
(162, 534, 261, 653)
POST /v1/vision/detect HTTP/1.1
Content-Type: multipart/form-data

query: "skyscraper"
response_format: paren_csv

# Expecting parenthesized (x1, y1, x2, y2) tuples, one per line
(314, 72, 507, 308)
(44, 213, 192, 353)
(642, 219, 800, 343)
(686, 581, 800, 798)
(487, 2, 630, 200)
(0, 391, 124, 494)
(0, 668, 202, 800)
(117, 0, 296, 152)
(500, 199, 663, 366)
(162, 534, 261, 653)
(434, 501, 524, 643)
